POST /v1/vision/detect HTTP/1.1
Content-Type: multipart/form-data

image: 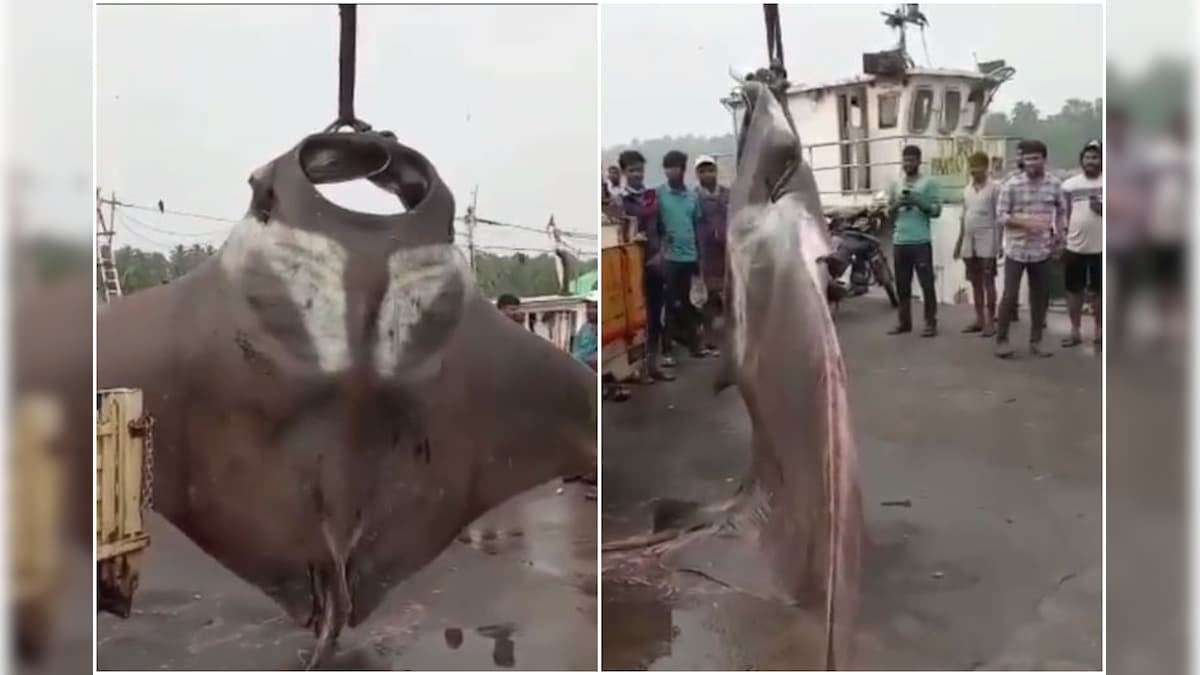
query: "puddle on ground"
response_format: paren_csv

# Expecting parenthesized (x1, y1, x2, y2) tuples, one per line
(379, 621, 522, 670)
(601, 576, 838, 671)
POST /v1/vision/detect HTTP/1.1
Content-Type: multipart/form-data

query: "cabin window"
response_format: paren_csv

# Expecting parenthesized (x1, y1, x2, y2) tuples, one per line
(909, 88, 934, 133)
(963, 89, 985, 131)
(849, 96, 864, 128)
(940, 89, 962, 133)
(877, 92, 899, 129)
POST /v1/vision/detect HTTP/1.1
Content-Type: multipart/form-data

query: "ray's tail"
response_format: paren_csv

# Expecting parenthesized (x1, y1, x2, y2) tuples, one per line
(823, 354, 863, 670)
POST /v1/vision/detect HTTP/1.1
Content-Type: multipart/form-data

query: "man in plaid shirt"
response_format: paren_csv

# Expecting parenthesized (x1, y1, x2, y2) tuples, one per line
(994, 139, 1068, 358)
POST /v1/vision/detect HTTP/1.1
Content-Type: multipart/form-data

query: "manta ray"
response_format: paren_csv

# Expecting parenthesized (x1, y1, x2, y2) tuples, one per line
(21, 129, 597, 669)
(603, 74, 864, 670)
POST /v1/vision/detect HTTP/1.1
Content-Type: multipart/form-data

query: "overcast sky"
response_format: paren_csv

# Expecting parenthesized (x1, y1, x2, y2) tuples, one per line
(602, 3, 1107, 146)
(5, 1, 1194, 244)
(94, 5, 597, 256)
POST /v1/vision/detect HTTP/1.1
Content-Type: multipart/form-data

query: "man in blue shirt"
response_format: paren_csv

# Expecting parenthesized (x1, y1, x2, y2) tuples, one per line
(656, 150, 705, 358)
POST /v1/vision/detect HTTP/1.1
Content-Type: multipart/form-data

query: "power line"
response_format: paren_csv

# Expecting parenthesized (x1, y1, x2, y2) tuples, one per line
(106, 199, 241, 224)
(464, 216, 593, 241)
(119, 209, 230, 239)
(113, 197, 596, 242)
(114, 212, 176, 251)
(106, 196, 595, 258)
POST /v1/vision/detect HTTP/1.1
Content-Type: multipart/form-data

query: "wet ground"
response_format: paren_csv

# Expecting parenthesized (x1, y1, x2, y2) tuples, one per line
(97, 481, 597, 671)
(601, 294, 1101, 670)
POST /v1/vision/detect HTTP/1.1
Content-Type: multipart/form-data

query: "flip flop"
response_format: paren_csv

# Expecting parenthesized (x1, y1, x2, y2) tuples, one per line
(1061, 336, 1083, 348)
(962, 324, 982, 334)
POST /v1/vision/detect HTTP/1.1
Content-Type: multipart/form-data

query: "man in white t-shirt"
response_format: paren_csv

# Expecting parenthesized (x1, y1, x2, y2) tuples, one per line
(1060, 140, 1104, 348)
(1146, 112, 1189, 343)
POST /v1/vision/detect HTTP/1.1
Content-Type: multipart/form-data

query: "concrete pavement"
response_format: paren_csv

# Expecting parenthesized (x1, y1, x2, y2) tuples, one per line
(601, 293, 1101, 670)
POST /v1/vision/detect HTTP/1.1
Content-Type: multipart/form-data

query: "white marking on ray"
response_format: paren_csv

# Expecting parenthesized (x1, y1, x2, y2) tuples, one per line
(727, 193, 831, 369)
(220, 216, 352, 372)
(727, 204, 763, 369)
(372, 244, 469, 376)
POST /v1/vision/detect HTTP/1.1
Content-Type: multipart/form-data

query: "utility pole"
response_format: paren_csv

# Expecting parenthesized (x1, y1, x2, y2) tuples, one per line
(96, 188, 123, 302)
(465, 185, 479, 272)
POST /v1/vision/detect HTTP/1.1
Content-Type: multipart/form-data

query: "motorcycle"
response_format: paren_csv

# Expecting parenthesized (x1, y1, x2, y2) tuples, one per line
(821, 200, 899, 311)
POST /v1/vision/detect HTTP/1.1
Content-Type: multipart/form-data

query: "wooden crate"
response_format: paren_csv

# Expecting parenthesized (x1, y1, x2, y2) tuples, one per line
(95, 388, 151, 618)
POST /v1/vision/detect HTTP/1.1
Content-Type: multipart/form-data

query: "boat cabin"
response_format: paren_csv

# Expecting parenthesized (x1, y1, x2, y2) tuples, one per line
(721, 54, 1019, 207)
(718, 45, 1022, 306)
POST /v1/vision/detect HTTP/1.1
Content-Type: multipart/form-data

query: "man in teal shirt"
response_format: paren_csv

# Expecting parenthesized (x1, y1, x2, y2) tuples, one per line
(571, 300, 598, 370)
(887, 144, 943, 336)
(655, 150, 705, 358)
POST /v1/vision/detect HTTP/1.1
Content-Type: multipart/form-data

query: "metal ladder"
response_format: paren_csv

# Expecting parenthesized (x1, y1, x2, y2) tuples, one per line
(97, 243, 122, 302)
(96, 189, 122, 303)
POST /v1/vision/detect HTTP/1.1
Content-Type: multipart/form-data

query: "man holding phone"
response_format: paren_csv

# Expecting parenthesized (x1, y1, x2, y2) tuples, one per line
(1060, 140, 1104, 349)
(887, 144, 943, 337)
(994, 139, 1068, 358)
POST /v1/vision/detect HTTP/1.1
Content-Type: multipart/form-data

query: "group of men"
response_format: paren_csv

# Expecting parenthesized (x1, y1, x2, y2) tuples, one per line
(889, 138, 1104, 358)
(603, 137, 1106, 373)
(603, 150, 730, 382)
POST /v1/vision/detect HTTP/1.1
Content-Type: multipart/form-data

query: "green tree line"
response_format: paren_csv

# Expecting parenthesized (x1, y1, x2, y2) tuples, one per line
(21, 237, 596, 299)
(109, 243, 595, 298)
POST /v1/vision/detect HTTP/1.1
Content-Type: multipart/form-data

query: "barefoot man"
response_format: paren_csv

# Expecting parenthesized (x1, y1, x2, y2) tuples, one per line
(954, 151, 1001, 336)
(1060, 140, 1104, 349)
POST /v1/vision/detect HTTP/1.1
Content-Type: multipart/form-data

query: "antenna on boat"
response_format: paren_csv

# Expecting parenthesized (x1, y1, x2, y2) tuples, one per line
(881, 4, 929, 67)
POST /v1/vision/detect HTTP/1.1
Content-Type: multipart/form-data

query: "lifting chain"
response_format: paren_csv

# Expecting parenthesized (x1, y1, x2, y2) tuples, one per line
(751, 4, 790, 98)
(324, 4, 373, 133)
(763, 4, 786, 81)
(128, 411, 156, 512)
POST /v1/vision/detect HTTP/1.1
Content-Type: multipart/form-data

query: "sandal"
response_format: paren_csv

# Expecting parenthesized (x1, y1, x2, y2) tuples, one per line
(1061, 336, 1083, 348)
(962, 324, 982, 334)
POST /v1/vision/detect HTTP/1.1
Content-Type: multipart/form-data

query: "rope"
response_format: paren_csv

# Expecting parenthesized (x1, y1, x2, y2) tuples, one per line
(324, 5, 372, 133)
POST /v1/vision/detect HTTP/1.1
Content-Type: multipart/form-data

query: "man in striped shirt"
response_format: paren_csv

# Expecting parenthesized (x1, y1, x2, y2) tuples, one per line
(994, 140, 1068, 358)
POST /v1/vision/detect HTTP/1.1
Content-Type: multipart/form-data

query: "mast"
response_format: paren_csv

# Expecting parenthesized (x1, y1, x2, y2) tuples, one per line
(880, 4, 928, 66)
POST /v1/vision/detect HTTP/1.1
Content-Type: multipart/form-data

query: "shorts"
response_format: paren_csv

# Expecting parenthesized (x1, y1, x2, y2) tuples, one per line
(963, 256, 997, 280)
(1149, 244, 1184, 290)
(960, 227, 998, 260)
(1063, 251, 1102, 294)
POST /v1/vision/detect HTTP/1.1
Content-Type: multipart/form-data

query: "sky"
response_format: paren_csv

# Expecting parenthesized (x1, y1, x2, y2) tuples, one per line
(601, 3, 1107, 146)
(5, 0, 1193, 244)
(93, 5, 597, 256)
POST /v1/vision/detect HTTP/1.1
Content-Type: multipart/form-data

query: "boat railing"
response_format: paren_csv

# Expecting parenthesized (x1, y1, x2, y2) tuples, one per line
(713, 133, 1022, 199)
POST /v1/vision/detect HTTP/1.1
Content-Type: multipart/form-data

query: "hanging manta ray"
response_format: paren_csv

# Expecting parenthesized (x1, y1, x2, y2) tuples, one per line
(75, 130, 595, 668)
(602, 71, 864, 671)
